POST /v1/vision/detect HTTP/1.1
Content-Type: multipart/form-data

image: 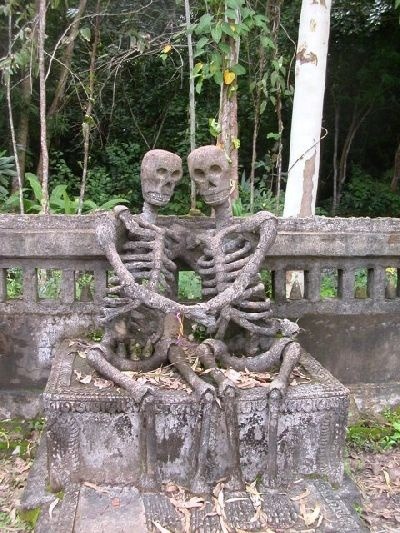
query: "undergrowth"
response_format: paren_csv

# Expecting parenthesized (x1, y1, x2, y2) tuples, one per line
(347, 407, 400, 452)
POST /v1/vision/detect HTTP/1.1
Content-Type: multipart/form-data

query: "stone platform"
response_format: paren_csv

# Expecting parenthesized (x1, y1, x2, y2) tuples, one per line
(19, 340, 367, 531)
(42, 342, 349, 491)
(22, 439, 365, 532)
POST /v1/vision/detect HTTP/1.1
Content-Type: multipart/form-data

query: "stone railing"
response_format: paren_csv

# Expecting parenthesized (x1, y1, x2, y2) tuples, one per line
(1, 214, 399, 417)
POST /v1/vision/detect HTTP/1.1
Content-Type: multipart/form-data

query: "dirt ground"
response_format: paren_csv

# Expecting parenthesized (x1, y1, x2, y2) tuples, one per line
(0, 423, 399, 532)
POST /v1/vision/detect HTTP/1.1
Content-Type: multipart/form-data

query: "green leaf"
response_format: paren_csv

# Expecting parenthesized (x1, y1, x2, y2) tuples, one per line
(267, 132, 281, 140)
(213, 69, 223, 85)
(98, 198, 129, 211)
(261, 36, 275, 49)
(226, 0, 244, 8)
(50, 184, 68, 205)
(80, 27, 91, 42)
(218, 42, 231, 55)
(260, 100, 267, 115)
(208, 118, 221, 138)
(195, 80, 203, 94)
(221, 22, 236, 38)
(195, 13, 213, 35)
(211, 23, 222, 44)
(195, 36, 209, 51)
(231, 63, 246, 76)
(25, 173, 43, 203)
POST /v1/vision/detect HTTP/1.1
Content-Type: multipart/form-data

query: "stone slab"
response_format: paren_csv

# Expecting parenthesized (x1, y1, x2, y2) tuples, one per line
(32, 479, 366, 533)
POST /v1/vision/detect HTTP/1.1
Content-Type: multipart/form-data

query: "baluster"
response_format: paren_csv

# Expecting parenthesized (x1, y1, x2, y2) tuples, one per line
(273, 269, 286, 303)
(305, 266, 320, 302)
(60, 269, 75, 304)
(0, 268, 6, 302)
(338, 268, 354, 300)
(94, 267, 107, 304)
(368, 266, 385, 300)
(23, 267, 38, 302)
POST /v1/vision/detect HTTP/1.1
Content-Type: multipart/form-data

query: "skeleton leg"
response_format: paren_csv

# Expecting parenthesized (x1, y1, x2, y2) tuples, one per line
(86, 346, 150, 403)
(261, 342, 301, 527)
(168, 343, 215, 494)
(196, 340, 244, 491)
(138, 393, 161, 491)
(216, 339, 292, 372)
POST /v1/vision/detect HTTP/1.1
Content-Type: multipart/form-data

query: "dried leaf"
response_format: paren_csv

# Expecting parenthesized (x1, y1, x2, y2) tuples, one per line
(181, 496, 205, 509)
(111, 497, 120, 508)
(224, 69, 236, 85)
(94, 378, 111, 389)
(303, 503, 321, 527)
(164, 483, 179, 493)
(77, 351, 86, 359)
(153, 520, 171, 533)
(383, 469, 391, 490)
(162, 44, 172, 54)
(84, 482, 110, 494)
(49, 498, 59, 519)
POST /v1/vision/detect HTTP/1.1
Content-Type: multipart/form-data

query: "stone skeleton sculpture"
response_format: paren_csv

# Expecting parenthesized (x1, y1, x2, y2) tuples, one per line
(87, 147, 300, 519)
(187, 146, 301, 522)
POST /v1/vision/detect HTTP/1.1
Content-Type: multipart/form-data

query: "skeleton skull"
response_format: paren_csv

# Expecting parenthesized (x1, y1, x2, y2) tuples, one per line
(188, 145, 231, 206)
(141, 149, 182, 207)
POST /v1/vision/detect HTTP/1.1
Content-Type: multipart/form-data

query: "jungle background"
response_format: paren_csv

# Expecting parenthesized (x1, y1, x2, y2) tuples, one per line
(0, 0, 399, 217)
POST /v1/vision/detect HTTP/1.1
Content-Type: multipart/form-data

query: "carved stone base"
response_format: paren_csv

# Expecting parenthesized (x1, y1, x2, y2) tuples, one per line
(42, 341, 350, 492)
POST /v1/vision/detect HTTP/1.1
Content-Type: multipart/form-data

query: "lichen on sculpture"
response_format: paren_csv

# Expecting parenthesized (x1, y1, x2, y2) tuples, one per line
(86, 146, 300, 511)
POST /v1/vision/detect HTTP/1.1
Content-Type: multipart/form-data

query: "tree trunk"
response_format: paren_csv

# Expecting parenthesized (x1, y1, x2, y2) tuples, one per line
(217, 3, 240, 201)
(47, 0, 87, 119)
(269, 0, 283, 215)
(332, 102, 340, 214)
(185, 0, 197, 212)
(13, 74, 31, 192)
(390, 141, 400, 192)
(38, 0, 49, 213)
(283, 0, 332, 217)
(37, 0, 87, 179)
(78, 0, 101, 214)
(336, 104, 371, 206)
(6, 8, 24, 213)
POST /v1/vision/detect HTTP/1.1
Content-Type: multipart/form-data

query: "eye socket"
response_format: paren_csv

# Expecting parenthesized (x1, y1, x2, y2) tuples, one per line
(193, 169, 205, 180)
(156, 167, 168, 177)
(209, 164, 222, 173)
(172, 169, 182, 180)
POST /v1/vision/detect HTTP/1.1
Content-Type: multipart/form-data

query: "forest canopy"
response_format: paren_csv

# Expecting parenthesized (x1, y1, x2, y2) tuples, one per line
(0, 0, 399, 217)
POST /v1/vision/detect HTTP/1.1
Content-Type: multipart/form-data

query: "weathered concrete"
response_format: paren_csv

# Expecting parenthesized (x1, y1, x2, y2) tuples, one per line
(298, 314, 400, 383)
(42, 343, 348, 491)
(1, 214, 400, 416)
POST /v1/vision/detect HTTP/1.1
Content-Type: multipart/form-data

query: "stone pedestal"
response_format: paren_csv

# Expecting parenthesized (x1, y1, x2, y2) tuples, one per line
(42, 342, 348, 492)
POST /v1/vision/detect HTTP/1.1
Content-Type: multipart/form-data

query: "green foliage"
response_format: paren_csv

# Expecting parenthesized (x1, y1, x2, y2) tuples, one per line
(178, 271, 202, 300)
(232, 174, 284, 216)
(86, 142, 141, 209)
(347, 407, 400, 451)
(320, 270, 337, 298)
(0, 417, 44, 458)
(18, 508, 40, 529)
(6, 267, 23, 299)
(3, 174, 128, 214)
(192, 0, 269, 94)
(37, 269, 62, 299)
(0, 151, 16, 199)
(339, 165, 400, 217)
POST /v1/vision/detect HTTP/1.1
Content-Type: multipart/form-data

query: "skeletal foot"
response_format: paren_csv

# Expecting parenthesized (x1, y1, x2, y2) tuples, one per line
(262, 490, 298, 528)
